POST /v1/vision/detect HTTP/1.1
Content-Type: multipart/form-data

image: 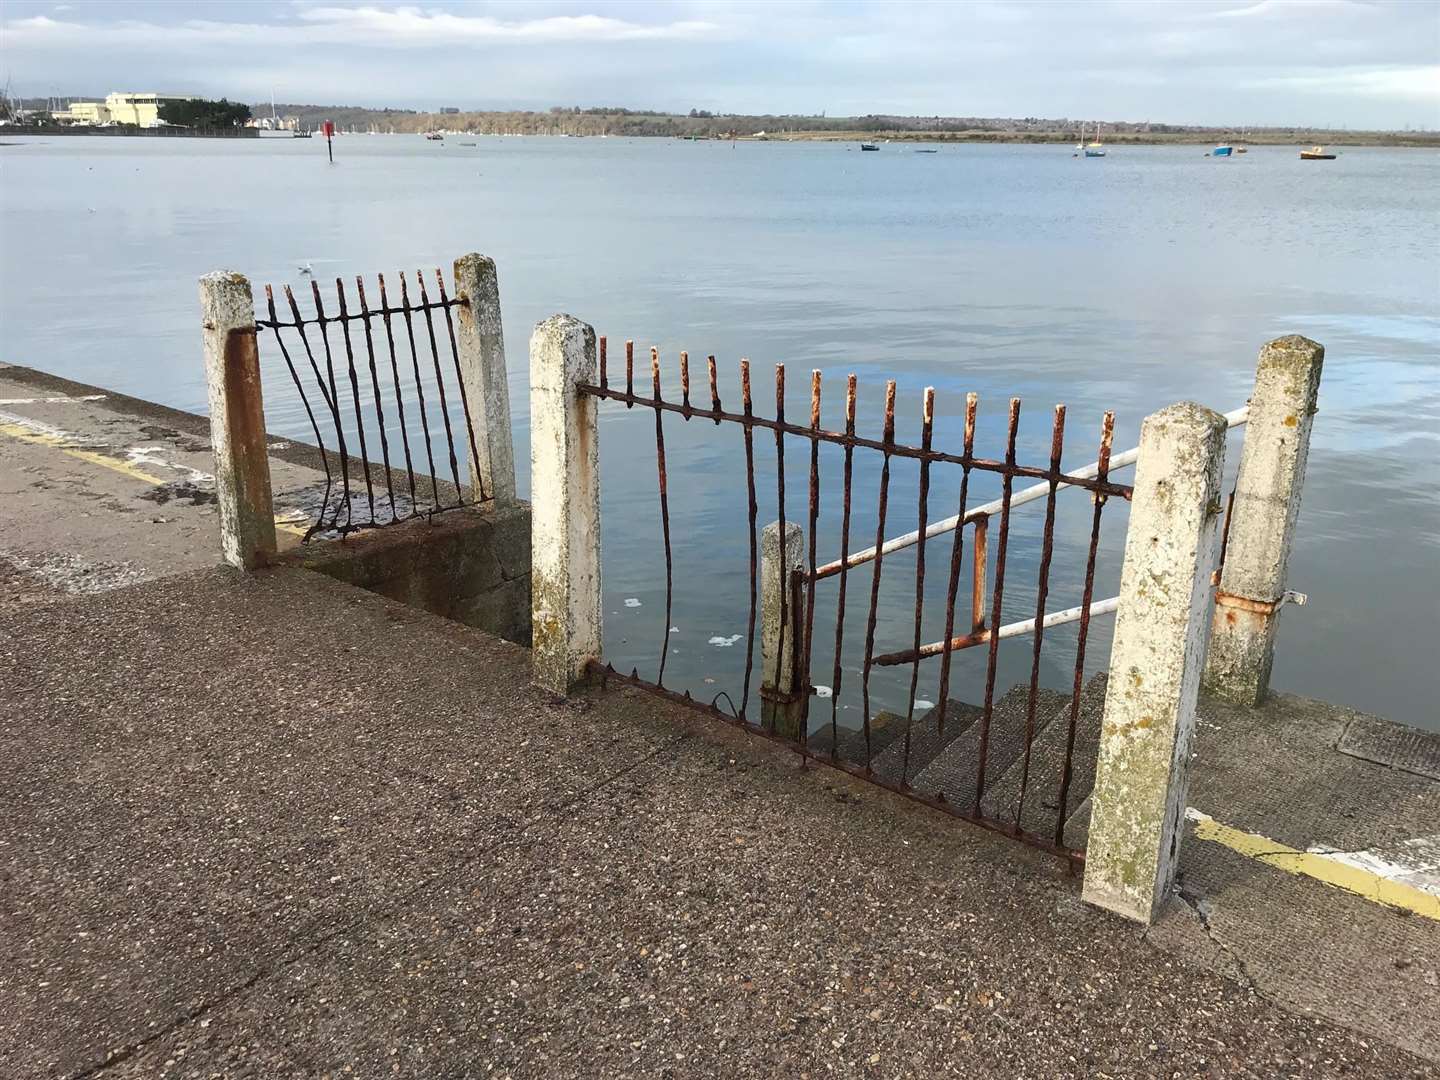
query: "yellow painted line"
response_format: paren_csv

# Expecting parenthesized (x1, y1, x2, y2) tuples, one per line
(1187, 809, 1440, 921)
(0, 418, 308, 537)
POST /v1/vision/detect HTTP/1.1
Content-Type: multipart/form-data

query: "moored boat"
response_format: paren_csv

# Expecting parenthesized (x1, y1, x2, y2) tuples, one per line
(860, 142, 879, 151)
(1300, 145, 1336, 160)
(1212, 144, 1233, 157)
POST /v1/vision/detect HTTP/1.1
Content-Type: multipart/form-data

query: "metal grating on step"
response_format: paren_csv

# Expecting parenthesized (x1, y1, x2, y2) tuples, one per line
(1337, 715, 1440, 781)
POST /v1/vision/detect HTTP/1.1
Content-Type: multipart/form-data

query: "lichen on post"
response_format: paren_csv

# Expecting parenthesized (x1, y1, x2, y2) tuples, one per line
(199, 270, 276, 570)
(529, 314, 601, 695)
(1083, 401, 1228, 925)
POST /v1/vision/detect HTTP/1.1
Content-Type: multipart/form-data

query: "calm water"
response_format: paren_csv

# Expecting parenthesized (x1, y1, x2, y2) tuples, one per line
(2, 136, 1437, 731)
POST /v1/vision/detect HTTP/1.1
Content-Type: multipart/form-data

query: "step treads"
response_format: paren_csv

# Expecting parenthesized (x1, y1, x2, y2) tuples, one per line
(978, 672, 1110, 835)
(910, 685, 1069, 814)
(866, 700, 986, 787)
(1063, 795, 1092, 851)
(806, 709, 908, 766)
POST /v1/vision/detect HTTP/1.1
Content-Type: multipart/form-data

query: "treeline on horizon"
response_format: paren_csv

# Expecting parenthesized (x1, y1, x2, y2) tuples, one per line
(263, 103, 1423, 140)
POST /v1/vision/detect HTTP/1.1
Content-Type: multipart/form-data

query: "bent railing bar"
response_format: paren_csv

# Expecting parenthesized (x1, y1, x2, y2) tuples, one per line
(934, 392, 977, 737)
(900, 387, 936, 786)
(859, 380, 898, 769)
(872, 596, 1122, 668)
(264, 285, 333, 541)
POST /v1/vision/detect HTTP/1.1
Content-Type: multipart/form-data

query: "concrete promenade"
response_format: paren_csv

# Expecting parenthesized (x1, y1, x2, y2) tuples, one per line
(2, 366, 1437, 1077)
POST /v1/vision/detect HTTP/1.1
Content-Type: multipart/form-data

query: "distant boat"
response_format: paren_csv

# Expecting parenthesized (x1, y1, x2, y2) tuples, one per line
(424, 132, 443, 141)
(1212, 144, 1234, 157)
(860, 142, 879, 151)
(1078, 121, 1105, 157)
(1300, 145, 1336, 160)
(914, 148, 938, 153)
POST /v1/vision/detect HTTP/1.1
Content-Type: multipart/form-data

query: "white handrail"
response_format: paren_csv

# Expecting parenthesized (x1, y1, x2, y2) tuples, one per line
(813, 405, 1249, 580)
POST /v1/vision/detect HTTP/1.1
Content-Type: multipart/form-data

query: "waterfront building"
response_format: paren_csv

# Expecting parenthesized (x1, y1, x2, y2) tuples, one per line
(63, 92, 193, 127)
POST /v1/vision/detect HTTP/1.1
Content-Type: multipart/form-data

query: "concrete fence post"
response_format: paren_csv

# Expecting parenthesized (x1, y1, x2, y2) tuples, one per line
(199, 271, 276, 571)
(1204, 336, 1324, 706)
(760, 520, 806, 737)
(1083, 402, 1228, 925)
(529, 314, 601, 695)
(452, 253, 517, 505)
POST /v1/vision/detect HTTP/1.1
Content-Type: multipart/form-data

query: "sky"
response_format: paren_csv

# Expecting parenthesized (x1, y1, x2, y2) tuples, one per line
(2, 0, 1438, 129)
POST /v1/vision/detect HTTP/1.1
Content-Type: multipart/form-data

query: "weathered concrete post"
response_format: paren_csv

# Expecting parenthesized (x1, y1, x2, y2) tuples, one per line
(452, 253, 517, 505)
(199, 271, 276, 571)
(530, 315, 601, 695)
(760, 520, 806, 737)
(1204, 336, 1324, 706)
(1083, 402, 1228, 925)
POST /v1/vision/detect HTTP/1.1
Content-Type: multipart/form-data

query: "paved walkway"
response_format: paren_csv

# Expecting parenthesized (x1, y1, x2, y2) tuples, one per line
(2, 567, 1435, 1079)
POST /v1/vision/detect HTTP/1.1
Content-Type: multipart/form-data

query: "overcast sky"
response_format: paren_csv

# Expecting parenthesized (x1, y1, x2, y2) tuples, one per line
(3, 1, 1437, 128)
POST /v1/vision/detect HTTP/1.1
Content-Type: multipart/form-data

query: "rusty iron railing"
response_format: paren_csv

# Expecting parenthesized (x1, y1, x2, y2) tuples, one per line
(578, 338, 1140, 862)
(255, 269, 488, 539)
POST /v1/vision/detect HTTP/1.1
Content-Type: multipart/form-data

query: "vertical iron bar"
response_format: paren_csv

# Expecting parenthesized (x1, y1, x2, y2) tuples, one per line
(900, 387, 935, 787)
(680, 351, 692, 417)
(739, 360, 759, 724)
(974, 398, 1021, 815)
(799, 371, 822, 750)
(310, 280, 353, 530)
(435, 269, 486, 503)
(265, 285, 332, 538)
(1014, 405, 1067, 832)
(772, 363, 789, 736)
(282, 285, 337, 419)
(1055, 411, 1114, 847)
(707, 355, 721, 423)
(377, 274, 418, 509)
(934, 393, 977, 738)
(415, 270, 464, 501)
(355, 276, 397, 521)
(334, 278, 377, 524)
(398, 272, 441, 509)
(971, 518, 989, 634)
(625, 340, 635, 406)
(599, 336, 608, 391)
(860, 381, 898, 770)
(652, 347, 676, 687)
(826, 375, 858, 759)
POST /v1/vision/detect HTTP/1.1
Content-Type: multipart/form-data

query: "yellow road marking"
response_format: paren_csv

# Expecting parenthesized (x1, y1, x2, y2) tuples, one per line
(0, 418, 307, 537)
(1187, 809, 1440, 921)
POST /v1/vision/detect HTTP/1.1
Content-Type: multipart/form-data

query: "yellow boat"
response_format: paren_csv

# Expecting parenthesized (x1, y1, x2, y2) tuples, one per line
(1300, 145, 1336, 160)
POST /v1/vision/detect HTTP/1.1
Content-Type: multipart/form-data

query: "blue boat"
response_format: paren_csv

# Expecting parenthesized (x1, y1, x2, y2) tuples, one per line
(1212, 144, 1234, 157)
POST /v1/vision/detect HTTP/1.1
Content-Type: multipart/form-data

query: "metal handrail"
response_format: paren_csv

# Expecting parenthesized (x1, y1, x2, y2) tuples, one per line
(812, 405, 1250, 581)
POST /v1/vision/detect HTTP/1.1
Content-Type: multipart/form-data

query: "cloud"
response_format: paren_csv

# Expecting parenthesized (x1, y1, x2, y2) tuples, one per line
(3, 6, 725, 49)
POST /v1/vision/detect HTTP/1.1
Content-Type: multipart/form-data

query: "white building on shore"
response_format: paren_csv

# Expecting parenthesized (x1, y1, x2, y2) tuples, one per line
(64, 92, 193, 127)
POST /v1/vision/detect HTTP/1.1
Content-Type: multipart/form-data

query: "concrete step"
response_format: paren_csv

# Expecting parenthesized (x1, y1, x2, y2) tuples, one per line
(805, 709, 908, 767)
(1063, 795, 1092, 851)
(867, 700, 986, 787)
(909, 685, 1069, 815)
(978, 672, 1109, 838)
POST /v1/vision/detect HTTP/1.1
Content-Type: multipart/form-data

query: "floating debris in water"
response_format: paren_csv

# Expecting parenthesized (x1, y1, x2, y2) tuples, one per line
(624, 598, 642, 608)
(709, 634, 743, 647)
(913, 699, 935, 711)
(814, 686, 833, 699)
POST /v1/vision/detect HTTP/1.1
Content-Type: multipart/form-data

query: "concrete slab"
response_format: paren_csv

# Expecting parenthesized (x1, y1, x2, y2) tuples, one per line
(2, 568, 1435, 1078)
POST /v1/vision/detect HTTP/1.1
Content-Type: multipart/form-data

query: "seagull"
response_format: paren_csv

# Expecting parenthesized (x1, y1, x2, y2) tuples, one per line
(298, 262, 313, 275)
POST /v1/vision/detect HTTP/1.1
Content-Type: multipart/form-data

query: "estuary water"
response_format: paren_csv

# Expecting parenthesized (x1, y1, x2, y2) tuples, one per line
(1, 135, 1437, 730)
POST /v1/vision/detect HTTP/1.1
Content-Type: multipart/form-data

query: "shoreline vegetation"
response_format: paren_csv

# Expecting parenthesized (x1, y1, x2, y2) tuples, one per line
(261, 103, 1440, 148)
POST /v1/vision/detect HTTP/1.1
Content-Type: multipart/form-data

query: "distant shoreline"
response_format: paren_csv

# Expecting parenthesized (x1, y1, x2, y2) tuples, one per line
(741, 130, 1440, 149)
(0, 125, 259, 139)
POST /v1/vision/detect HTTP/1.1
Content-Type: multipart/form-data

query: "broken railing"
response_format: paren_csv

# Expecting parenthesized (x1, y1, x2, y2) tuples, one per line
(198, 254, 514, 565)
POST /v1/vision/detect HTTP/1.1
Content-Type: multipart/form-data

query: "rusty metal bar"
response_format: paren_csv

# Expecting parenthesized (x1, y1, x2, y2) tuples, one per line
(578, 383, 1132, 500)
(974, 398, 1021, 814)
(707, 355, 721, 422)
(900, 387, 936, 786)
(599, 335, 608, 390)
(859, 380, 898, 769)
(680, 351, 692, 417)
(971, 517, 989, 634)
(334, 278, 377, 523)
(435, 268, 486, 502)
(652, 347, 676, 687)
(376, 274, 418, 508)
(1013, 404, 1067, 832)
(739, 359, 759, 723)
(257, 294, 463, 329)
(873, 596, 1121, 667)
(306, 280, 352, 531)
(415, 270, 464, 500)
(264, 285, 333, 539)
(799, 370, 822, 745)
(625, 340, 635, 405)
(824, 374, 859, 760)
(771, 362, 789, 736)
(934, 392, 977, 736)
(354, 276, 398, 521)
(397, 272, 442, 509)
(1055, 411, 1115, 846)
